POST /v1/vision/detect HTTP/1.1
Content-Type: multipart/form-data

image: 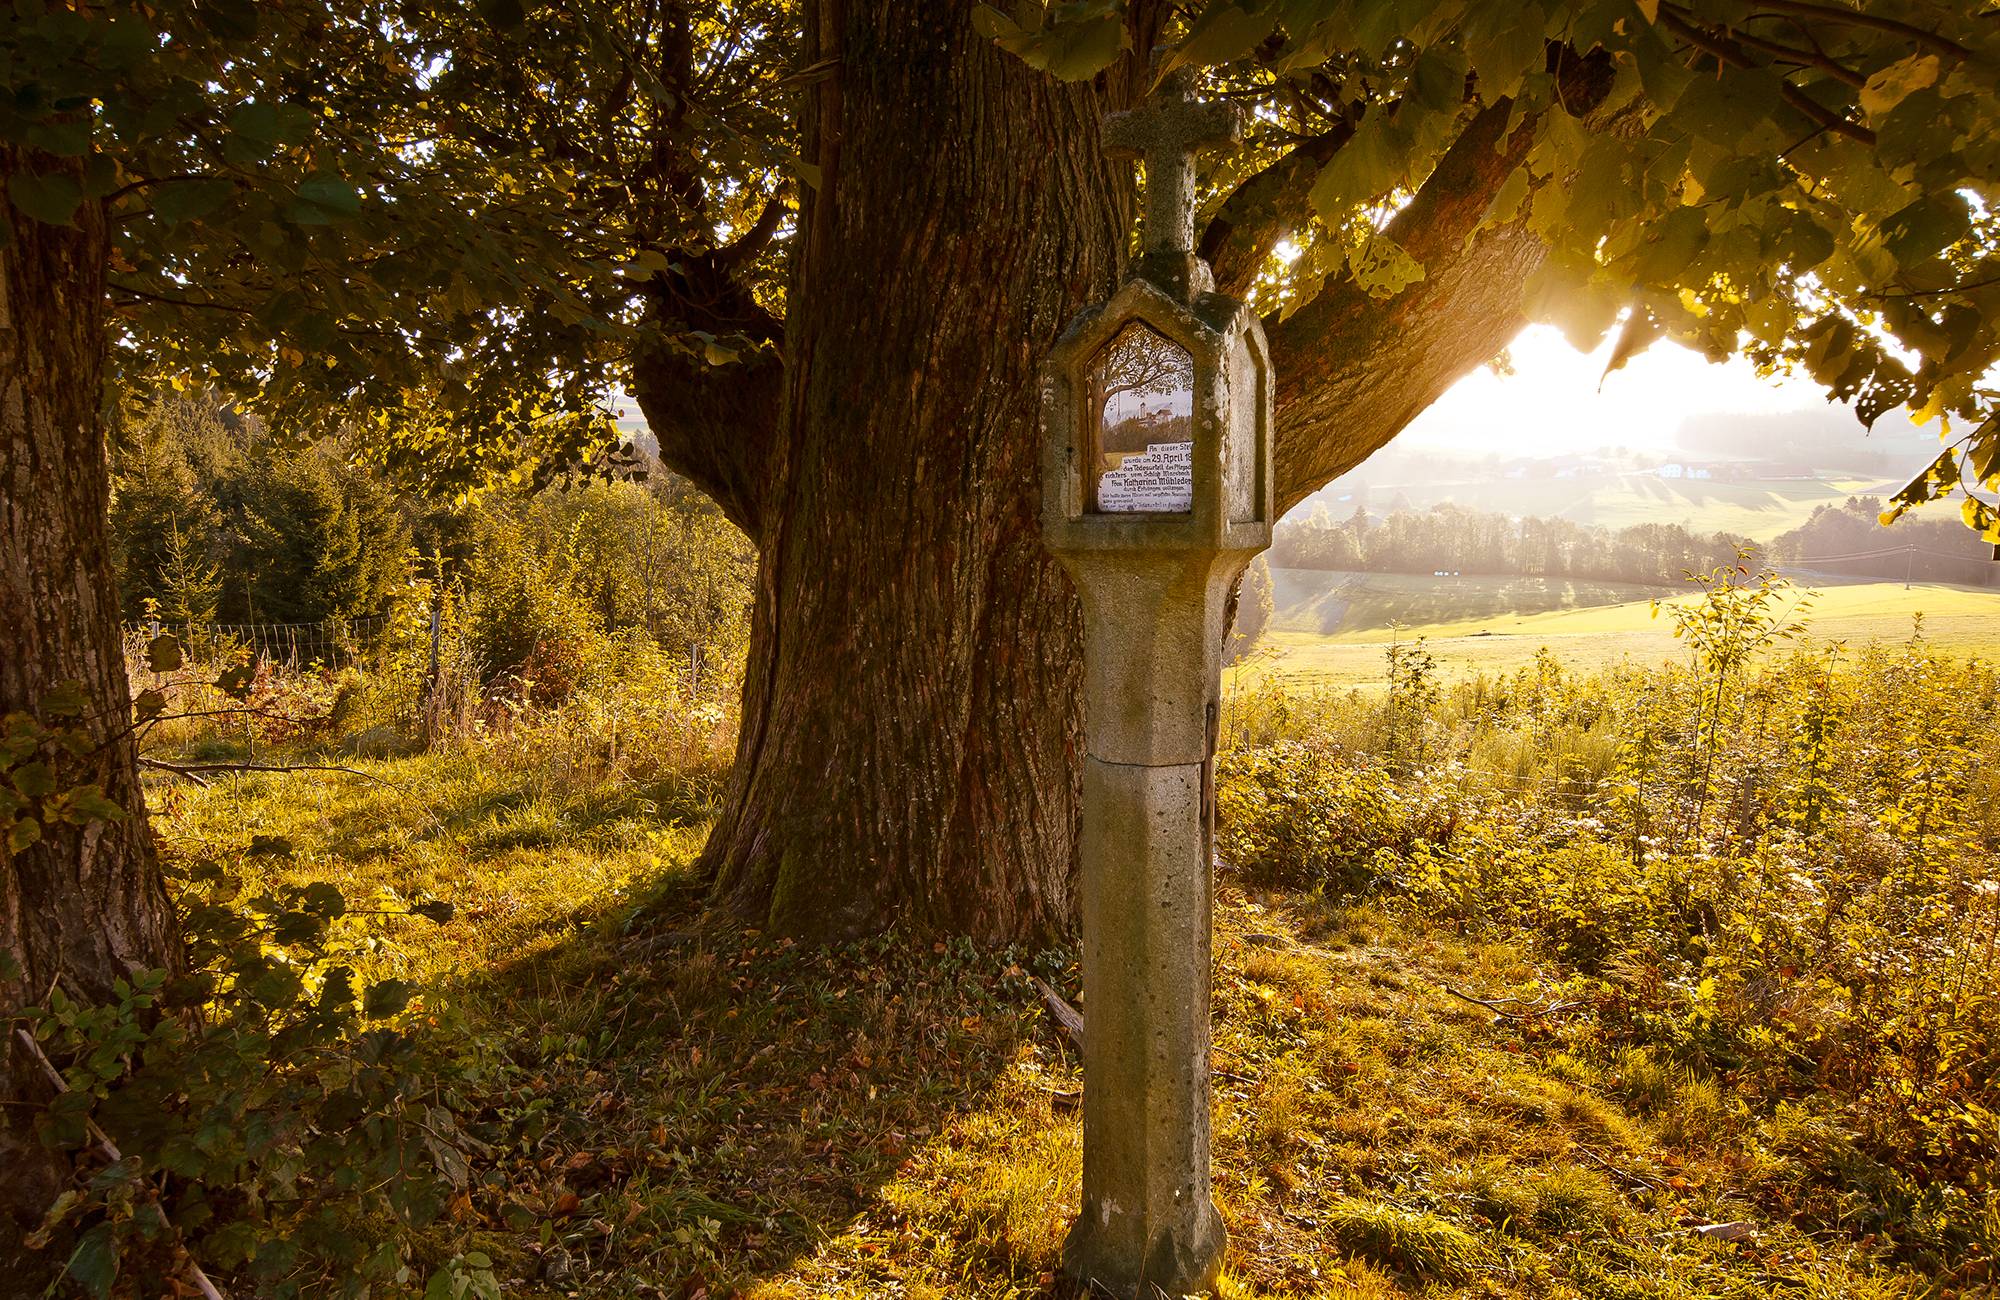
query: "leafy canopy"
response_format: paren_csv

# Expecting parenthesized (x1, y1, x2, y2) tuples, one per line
(1, 1, 793, 491)
(982, 0, 2000, 536)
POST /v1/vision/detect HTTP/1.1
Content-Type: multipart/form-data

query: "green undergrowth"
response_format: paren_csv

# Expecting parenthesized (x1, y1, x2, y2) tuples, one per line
(22, 737, 1976, 1298)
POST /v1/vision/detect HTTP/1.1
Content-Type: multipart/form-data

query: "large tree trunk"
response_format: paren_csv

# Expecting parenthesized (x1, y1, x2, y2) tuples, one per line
(633, 12, 1594, 945)
(0, 148, 184, 1274)
(687, 4, 1156, 943)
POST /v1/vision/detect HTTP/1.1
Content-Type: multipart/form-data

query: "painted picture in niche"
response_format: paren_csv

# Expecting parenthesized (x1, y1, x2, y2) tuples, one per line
(1087, 321, 1194, 513)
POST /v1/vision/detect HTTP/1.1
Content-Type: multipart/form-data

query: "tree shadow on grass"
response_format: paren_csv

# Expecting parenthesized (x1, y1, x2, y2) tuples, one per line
(430, 867, 1077, 1299)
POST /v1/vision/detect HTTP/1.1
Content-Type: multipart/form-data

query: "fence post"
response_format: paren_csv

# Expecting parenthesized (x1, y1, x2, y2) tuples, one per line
(421, 599, 444, 746)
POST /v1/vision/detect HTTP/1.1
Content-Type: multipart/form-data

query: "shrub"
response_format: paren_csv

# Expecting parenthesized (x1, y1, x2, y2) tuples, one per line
(1223, 627, 2000, 1269)
(1217, 744, 1456, 891)
(22, 863, 484, 1299)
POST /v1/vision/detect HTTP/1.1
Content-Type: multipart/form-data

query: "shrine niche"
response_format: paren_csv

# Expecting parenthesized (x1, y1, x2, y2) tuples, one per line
(1087, 321, 1195, 514)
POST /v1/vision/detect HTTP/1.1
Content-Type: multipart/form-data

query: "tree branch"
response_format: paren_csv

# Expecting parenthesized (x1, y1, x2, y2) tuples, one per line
(1200, 120, 1355, 300)
(1699, 9, 1866, 87)
(629, 251, 785, 538)
(1748, 0, 1976, 65)
(1658, 8, 1875, 143)
(1265, 51, 1616, 512)
(139, 757, 398, 787)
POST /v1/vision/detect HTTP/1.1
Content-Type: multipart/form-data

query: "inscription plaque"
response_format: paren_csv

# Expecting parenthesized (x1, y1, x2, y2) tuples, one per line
(1087, 321, 1194, 514)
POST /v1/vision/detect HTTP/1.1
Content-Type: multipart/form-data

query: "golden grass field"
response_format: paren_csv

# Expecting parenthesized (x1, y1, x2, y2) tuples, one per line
(1240, 571, 2000, 691)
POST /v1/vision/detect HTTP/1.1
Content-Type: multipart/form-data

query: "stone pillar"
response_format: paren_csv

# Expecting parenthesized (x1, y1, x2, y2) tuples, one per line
(1038, 65, 1269, 1300)
(1061, 552, 1242, 1297)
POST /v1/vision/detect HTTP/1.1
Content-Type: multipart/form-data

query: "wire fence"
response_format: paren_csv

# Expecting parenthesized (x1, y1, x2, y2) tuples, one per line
(128, 614, 396, 668)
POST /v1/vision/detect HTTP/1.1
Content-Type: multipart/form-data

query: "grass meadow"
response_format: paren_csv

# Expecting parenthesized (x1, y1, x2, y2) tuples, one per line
(1243, 571, 2000, 690)
(145, 748, 1972, 1299)
(30, 563, 1997, 1298)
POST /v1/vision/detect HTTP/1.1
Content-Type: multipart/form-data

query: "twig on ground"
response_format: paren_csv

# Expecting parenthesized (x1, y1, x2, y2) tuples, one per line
(140, 757, 400, 788)
(1443, 983, 1583, 1018)
(1573, 1142, 1666, 1191)
(1030, 975, 1084, 1049)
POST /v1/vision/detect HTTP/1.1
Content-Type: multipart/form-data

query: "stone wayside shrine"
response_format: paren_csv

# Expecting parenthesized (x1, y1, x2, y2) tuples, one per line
(1039, 64, 1274, 1299)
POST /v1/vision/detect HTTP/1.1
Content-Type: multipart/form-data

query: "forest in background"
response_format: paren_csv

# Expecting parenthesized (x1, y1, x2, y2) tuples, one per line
(107, 393, 757, 727)
(1273, 500, 2000, 588)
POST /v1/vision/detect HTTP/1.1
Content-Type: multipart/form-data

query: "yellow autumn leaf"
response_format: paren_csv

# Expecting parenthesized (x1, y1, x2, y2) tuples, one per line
(1859, 54, 1939, 119)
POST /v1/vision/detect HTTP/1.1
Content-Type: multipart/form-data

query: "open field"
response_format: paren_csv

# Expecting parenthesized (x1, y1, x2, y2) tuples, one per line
(1340, 473, 1894, 540)
(1242, 571, 2000, 690)
(1267, 570, 1676, 639)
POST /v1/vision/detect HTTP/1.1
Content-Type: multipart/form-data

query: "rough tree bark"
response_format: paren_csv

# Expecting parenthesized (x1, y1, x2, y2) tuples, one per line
(636, 2, 1166, 942)
(0, 147, 184, 1275)
(632, 9, 1603, 943)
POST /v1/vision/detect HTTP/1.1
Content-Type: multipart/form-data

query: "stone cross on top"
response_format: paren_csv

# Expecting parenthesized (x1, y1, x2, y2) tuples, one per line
(1104, 61, 1241, 300)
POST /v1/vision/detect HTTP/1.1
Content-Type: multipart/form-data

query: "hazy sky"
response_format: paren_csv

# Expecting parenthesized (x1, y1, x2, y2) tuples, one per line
(1396, 324, 1844, 457)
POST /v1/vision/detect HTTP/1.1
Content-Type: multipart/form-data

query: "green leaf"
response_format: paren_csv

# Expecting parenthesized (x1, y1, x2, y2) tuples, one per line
(1860, 53, 1939, 120)
(152, 178, 235, 228)
(1348, 234, 1426, 299)
(1465, 5, 1545, 101)
(64, 1224, 117, 1300)
(228, 101, 282, 145)
(216, 659, 258, 700)
(292, 176, 363, 224)
(146, 633, 184, 673)
(60, 786, 125, 826)
(319, 965, 356, 1011)
(1170, 1, 1277, 72)
(1630, 206, 1710, 284)
(24, 119, 91, 158)
(8, 818, 40, 853)
(1882, 449, 1960, 524)
(13, 762, 55, 799)
(1525, 260, 1621, 350)
(971, 5, 1020, 41)
(1667, 68, 1782, 149)
(1310, 115, 1406, 222)
(480, 0, 528, 29)
(300, 881, 348, 917)
(1879, 193, 1967, 266)
(1473, 164, 1531, 235)
(1022, 15, 1127, 82)
(40, 680, 89, 717)
(195, 0, 262, 40)
(7, 172, 83, 228)
(87, 1157, 143, 1192)
(1408, 44, 1471, 116)
(363, 979, 414, 1019)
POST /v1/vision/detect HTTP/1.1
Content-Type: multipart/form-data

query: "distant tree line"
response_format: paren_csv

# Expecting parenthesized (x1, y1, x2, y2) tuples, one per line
(1768, 498, 2000, 587)
(1271, 503, 1754, 586)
